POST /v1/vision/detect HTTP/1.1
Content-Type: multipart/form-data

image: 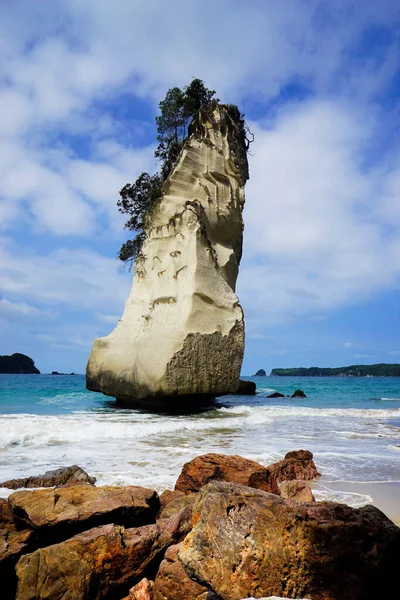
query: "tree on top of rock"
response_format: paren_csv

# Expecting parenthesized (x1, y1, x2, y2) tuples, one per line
(117, 79, 217, 267)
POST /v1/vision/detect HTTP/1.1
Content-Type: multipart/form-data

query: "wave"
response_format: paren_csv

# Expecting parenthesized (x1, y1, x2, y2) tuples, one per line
(380, 398, 400, 401)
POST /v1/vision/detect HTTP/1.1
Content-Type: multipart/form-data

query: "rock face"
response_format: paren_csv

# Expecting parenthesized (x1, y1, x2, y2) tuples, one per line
(279, 480, 315, 502)
(86, 103, 248, 408)
(0, 353, 40, 374)
(9, 485, 159, 545)
(16, 523, 165, 600)
(154, 542, 209, 600)
(268, 450, 320, 483)
(231, 380, 256, 395)
(174, 453, 280, 495)
(0, 465, 95, 489)
(179, 480, 400, 600)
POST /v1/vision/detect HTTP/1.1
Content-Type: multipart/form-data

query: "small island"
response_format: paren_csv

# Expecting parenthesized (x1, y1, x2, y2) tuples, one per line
(0, 353, 40, 374)
(252, 369, 267, 377)
(270, 363, 400, 377)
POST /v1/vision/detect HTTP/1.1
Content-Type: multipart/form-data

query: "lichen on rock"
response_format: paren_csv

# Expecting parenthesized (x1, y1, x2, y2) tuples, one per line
(86, 103, 249, 409)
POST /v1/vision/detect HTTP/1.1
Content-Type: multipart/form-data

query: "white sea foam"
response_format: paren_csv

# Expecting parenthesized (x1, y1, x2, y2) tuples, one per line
(0, 401, 399, 501)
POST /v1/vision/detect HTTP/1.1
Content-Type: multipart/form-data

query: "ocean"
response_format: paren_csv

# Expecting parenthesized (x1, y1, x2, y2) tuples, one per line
(1, 374, 399, 516)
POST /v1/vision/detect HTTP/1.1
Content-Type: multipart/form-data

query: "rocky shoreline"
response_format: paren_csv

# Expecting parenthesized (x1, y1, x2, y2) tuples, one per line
(1, 451, 399, 600)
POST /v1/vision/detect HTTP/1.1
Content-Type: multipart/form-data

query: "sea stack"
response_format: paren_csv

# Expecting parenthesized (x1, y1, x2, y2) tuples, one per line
(86, 102, 249, 409)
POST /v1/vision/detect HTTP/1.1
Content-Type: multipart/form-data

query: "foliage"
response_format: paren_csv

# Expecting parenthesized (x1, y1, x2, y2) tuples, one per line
(117, 79, 219, 265)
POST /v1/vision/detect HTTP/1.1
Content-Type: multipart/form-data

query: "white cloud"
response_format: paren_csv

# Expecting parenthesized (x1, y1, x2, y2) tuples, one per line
(0, 239, 131, 313)
(238, 99, 400, 324)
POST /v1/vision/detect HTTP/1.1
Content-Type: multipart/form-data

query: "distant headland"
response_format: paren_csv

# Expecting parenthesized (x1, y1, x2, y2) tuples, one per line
(0, 353, 40, 374)
(270, 364, 400, 377)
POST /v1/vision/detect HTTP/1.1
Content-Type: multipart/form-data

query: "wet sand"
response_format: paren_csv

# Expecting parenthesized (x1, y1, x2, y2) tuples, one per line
(312, 479, 400, 525)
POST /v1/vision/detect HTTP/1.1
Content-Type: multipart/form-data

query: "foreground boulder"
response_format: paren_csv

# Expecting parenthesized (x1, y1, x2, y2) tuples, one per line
(9, 485, 159, 545)
(16, 522, 168, 600)
(268, 450, 320, 482)
(179, 480, 400, 600)
(1, 523, 33, 599)
(154, 542, 209, 600)
(86, 103, 249, 409)
(175, 454, 280, 495)
(0, 465, 95, 490)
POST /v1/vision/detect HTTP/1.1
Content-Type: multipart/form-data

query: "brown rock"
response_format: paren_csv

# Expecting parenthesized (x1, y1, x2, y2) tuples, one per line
(175, 454, 280, 495)
(154, 542, 208, 600)
(1, 522, 34, 599)
(9, 485, 159, 545)
(158, 492, 197, 520)
(158, 489, 185, 515)
(129, 577, 154, 600)
(280, 480, 315, 502)
(0, 465, 96, 489)
(268, 449, 320, 482)
(179, 480, 400, 600)
(16, 523, 164, 600)
(0, 497, 13, 523)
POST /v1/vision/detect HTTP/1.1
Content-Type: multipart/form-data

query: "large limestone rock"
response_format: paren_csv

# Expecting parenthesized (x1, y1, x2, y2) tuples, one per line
(87, 103, 249, 408)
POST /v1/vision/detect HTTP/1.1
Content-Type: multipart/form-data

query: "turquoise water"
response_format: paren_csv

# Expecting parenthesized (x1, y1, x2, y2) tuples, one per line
(0, 374, 399, 507)
(1, 374, 400, 414)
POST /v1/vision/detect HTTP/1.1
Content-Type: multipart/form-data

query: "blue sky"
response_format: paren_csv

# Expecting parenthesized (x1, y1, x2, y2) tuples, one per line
(1, 0, 400, 375)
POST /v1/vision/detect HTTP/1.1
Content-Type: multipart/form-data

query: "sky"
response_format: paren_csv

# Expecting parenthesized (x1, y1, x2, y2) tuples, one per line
(1, 0, 400, 375)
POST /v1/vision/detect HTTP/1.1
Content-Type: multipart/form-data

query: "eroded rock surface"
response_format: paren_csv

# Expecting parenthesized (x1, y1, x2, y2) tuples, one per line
(268, 450, 320, 483)
(16, 508, 193, 600)
(154, 542, 209, 600)
(1, 524, 33, 599)
(0, 465, 95, 490)
(86, 103, 248, 408)
(179, 481, 400, 600)
(279, 480, 315, 502)
(9, 485, 159, 545)
(174, 453, 280, 495)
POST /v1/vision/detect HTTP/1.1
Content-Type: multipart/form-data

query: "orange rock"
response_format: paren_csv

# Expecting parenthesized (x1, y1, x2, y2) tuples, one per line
(280, 480, 315, 502)
(154, 543, 208, 600)
(1, 521, 33, 599)
(268, 449, 320, 483)
(175, 453, 280, 495)
(16, 511, 186, 600)
(129, 577, 154, 600)
(179, 480, 400, 600)
(9, 485, 159, 545)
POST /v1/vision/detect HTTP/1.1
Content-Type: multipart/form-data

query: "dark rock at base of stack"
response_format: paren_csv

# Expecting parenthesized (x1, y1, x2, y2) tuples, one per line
(267, 391, 285, 398)
(179, 480, 400, 600)
(174, 453, 280, 495)
(0, 465, 96, 490)
(236, 380, 256, 395)
(268, 450, 320, 483)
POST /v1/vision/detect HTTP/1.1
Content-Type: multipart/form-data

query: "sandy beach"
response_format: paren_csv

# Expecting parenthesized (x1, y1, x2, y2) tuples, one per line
(313, 479, 400, 525)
